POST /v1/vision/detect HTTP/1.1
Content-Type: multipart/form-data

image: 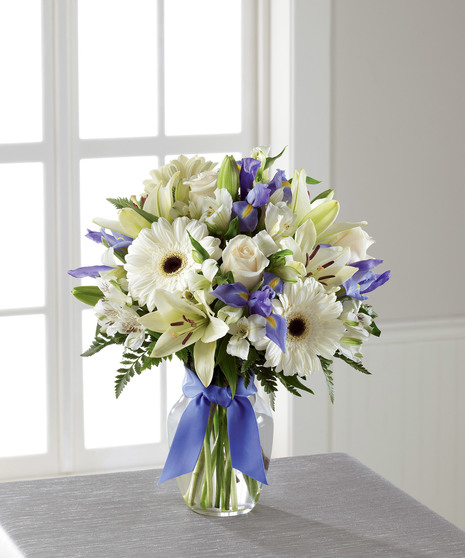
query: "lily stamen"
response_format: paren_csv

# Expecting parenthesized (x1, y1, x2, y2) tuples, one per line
(182, 331, 193, 345)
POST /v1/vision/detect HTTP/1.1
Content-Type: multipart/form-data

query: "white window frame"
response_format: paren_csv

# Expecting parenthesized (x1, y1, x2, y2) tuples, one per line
(0, 0, 265, 481)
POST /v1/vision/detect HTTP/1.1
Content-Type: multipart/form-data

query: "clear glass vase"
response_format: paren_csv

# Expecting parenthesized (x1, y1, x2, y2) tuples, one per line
(167, 387, 273, 517)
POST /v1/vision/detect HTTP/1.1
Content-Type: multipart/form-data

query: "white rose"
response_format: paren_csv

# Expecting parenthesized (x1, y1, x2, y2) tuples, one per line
(333, 227, 374, 264)
(221, 235, 269, 290)
(185, 171, 218, 203)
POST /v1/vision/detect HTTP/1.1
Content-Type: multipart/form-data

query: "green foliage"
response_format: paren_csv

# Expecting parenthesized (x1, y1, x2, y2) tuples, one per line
(255, 367, 278, 411)
(306, 176, 322, 185)
(224, 217, 240, 240)
(267, 249, 293, 269)
(215, 271, 235, 286)
(81, 329, 126, 357)
(115, 337, 164, 398)
(187, 231, 210, 263)
(311, 188, 333, 203)
(240, 346, 260, 378)
(370, 321, 381, 337)
(106, 197, 158, 223)
(276, 372, 315, 398)
(215, 336, 237, 397)
(335, 351, 371, 375)
(264, 146, 287, 170)
(319, 356, 334, 403)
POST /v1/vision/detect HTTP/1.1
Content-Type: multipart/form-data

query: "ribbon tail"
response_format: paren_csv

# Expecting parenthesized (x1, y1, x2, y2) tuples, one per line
(227, 397, 268, 485)
(158, 396, 210, 484)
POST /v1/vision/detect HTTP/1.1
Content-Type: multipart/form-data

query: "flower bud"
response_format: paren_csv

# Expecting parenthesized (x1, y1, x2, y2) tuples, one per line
(217, 155, 240, 200)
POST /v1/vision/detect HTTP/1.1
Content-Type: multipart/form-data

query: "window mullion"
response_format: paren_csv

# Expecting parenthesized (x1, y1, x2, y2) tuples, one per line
(52, 0, 82, 475)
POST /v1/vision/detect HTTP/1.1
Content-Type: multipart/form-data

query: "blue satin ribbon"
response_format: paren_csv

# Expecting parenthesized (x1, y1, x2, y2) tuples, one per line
(158, 368, 268, 485)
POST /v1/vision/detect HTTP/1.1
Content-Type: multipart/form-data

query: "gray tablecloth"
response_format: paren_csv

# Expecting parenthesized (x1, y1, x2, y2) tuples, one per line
(1, 453, 464, 557)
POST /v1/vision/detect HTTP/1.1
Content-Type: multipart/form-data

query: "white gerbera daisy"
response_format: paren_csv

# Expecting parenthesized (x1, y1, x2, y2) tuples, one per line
(124, 217, 221, 311)
(264, 278, 345, 376)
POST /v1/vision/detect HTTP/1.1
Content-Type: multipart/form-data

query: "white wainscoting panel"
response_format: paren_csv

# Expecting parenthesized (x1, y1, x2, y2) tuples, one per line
(331, 317, 465, 530)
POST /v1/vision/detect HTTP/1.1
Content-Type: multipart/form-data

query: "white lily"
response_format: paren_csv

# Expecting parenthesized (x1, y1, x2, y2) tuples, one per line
(289, 169, 312, 226)
(93, 208, 152, 238)
(143, 171, 180, 222)
(280, 219, 356, 292)
(138, 289, 228, 386)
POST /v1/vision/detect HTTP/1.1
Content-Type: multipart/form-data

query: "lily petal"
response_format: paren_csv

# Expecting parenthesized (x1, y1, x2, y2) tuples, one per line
(194, 340, 217, 387)
(202, 316, 229, 343)
(118, 208, 151, 238)
(138, 311, 168, 332)
(151, 326, 203, 358)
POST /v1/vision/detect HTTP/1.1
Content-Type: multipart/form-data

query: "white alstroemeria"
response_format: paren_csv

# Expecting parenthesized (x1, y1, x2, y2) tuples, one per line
(125, 217, 221, 311)
(265, 202, 298, 240)
(99, 267, 129, 292)
(217, 305, 244, 325)
(227, 318, 251, 360)
(185, 170, 218, 202)
(139, 289, 228, 387)
(94, 280, 146, 350)
(143, 155, 217, 195)
(226, 314, 267, 359)
(250, 146, 270, 166)
(189, 189, 232, 234)
(96, 277, 131, 305)
(337, 299, 372, 361)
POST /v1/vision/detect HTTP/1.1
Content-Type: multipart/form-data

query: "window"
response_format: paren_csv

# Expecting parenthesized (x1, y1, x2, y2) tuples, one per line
(0, 0, 260, 480)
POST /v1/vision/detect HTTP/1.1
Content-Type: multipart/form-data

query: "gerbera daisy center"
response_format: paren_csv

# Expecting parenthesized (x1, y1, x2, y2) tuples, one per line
(288, 314, 310, 339)
(160, 252, 186, 276)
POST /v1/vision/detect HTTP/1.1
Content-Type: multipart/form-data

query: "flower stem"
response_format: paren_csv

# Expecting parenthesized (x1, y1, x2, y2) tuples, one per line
(215, 406, 224, 509)
(185, 443, 205, 507)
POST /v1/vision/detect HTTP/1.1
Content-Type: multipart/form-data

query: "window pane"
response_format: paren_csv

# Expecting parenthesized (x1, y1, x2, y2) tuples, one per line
(78, 0, 158, 138)
(165, 0, 242, 135)
(80, 156, 158, 266)
(82, 310, 161, 449)
(0, 315, 47, 456)
(0, 0, 42, 143)
(165, 152, 242, 165)
(0, 163, 45, 309)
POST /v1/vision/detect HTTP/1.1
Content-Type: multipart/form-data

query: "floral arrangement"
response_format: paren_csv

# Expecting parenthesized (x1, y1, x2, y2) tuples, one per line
(69, 147, 390, 513)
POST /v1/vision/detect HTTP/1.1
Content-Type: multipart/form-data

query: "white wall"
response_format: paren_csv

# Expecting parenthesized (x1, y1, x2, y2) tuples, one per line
(331, 0, 465, 322)
(270, 0, 465, 530)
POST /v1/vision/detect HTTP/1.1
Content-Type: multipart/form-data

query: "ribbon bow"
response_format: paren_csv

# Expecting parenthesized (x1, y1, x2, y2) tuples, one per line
(158, 367, 268, 485)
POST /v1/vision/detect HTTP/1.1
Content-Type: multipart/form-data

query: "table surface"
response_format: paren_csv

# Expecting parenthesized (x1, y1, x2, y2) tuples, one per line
(1, 453, 465, 558)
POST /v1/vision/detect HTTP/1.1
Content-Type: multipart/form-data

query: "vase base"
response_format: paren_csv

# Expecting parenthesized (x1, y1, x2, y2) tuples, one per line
(189, 505, 254, 518)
